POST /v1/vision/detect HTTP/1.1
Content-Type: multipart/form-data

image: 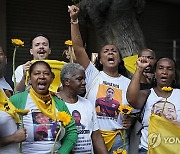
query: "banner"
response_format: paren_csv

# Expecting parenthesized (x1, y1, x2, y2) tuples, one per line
(148, 114, 180, 154)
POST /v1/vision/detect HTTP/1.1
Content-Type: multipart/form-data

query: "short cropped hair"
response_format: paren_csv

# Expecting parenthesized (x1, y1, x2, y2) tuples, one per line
(72, 110, 81, 117)
(60, 63, 85, 85)
(29, 60, 54, 77)
(30, 33, 51, 48)
(138, 48, 156, 58)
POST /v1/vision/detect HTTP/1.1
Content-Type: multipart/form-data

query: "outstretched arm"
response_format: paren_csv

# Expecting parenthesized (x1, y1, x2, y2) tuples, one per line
(126, 57, 150, 109)
(69, 5, 90, 69)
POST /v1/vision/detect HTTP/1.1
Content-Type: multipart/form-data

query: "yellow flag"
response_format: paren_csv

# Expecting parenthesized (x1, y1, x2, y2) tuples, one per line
(123, 54, 138, 74)
(148, 114, 180, 154)
(26, 60, 66, 93)
(0, 89, 21, 123)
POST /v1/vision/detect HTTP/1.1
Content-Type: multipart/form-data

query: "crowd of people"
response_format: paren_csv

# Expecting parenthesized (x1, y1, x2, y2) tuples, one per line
(0, 4, 180, 154)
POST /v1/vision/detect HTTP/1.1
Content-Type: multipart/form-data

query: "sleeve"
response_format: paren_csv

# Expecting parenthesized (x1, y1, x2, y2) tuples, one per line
(55, 98, 78, 154)
(0, 111, 9, 125)
(85, 62, 99, 90)
(92, 105, 99, 131)
(12, 65, 23, 83)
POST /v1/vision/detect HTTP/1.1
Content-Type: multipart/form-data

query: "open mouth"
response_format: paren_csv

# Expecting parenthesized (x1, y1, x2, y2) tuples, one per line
(37, 50, 46, 56)
(38, 81, 47, 90)
(108, 57, 115, 64)
(160, 76, 168, 82)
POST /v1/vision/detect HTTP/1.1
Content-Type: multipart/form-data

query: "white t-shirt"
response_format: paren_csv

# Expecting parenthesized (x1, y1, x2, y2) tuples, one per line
(65, 95, 99, 154)
(22, 94, 62, 154)
(0, 77, 13, 91)
(0, 111, 19, 154)
(140, 88, 180, 149)
(12, 64, 23, 83)
(12, 64, 31, 90)
(85, 62, 131, 130)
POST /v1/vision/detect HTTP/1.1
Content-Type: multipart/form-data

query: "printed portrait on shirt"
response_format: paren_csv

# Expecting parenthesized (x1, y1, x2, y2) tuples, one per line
(151, 101, 177, 121)
(32, 110, 60, 141)
(72, 110, 86, 130)
(95, 84, 122, 118)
